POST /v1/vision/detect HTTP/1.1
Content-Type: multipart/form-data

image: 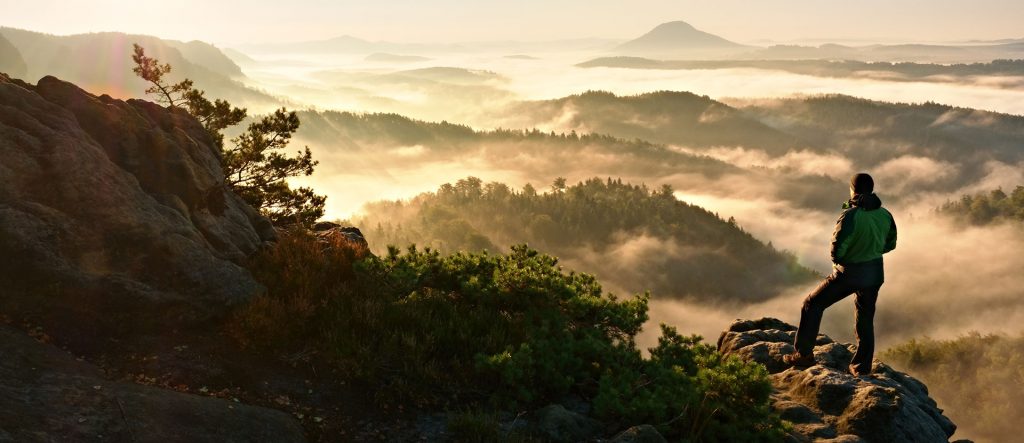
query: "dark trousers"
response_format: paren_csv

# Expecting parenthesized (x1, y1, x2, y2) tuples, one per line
(794, 265, 882, 373)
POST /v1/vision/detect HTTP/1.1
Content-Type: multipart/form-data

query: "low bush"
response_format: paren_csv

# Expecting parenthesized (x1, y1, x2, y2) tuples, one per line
(230, 233, 785, 440)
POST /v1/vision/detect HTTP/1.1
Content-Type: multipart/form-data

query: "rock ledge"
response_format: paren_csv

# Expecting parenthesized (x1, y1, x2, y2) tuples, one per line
(718, 318, 961, 443)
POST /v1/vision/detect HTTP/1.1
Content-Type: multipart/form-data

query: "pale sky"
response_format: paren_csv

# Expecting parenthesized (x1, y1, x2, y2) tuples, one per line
(2, 0, 1022, 46)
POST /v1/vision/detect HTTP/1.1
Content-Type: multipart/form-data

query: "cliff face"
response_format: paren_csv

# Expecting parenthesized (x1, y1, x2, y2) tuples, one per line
(0, 73, 275, 339)
(719, 318, 962, 443)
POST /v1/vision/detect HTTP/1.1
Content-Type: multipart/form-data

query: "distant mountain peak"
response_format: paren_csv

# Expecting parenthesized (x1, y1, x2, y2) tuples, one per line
(652, 20, 697, 31)
(616, 20, 746, 55)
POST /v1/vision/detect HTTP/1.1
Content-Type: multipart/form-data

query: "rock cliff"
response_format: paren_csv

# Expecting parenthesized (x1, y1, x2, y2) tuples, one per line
(719, 318, 963, 443)
(0, 72, 308, 440)
(0, 73, 275, 340)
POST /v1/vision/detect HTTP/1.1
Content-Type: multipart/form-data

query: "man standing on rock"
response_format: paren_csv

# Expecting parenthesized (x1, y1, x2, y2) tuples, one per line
(783, 173, 897, 376)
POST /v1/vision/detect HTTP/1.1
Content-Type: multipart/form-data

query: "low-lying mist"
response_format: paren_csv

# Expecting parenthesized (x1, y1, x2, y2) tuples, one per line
(231, 45, 1024, 371)
(638, 216, 1024, 353)
(234, 50, 1024, 126)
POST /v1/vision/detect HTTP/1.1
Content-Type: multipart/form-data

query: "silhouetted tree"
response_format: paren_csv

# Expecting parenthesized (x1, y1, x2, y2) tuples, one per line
(131, 44, 324, 227)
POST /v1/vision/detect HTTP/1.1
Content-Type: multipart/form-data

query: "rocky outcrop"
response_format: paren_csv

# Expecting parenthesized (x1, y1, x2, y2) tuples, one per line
(0, 325, 305, 442)
(718, 318, 961, 443)
(610, 424, 669, 443)
(0, 74, 275, 340)
(312, 222, 369, 252)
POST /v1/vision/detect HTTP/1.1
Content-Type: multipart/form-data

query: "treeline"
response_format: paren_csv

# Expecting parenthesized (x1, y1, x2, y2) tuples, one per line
(352, 177, 816, 303)
(738, 95, 1024, 195)
(505, 90, 1024, 200)
(504, 90, 803, 155)
(883, 333, 1024, 442)
(579, 57, 1024, 81)
(938, 186, 1024, 225)
(291, 107, 847, 211)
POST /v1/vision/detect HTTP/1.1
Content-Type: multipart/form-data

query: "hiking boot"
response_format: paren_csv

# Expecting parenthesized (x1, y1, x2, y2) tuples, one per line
(783, 352, 815, 368)
(849, 364, 872, 377)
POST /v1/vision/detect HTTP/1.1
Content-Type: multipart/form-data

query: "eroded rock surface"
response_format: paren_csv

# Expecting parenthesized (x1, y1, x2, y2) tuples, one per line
(718, 318, 960, 443)
(0, 74, 275, 339)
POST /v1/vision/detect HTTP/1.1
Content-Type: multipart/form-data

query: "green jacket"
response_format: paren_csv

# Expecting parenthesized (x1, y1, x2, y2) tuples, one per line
(831, 193, 897, 267)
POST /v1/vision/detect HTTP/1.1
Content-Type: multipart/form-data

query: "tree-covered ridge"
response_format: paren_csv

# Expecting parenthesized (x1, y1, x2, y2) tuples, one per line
(296, 107, 736, 168)
(579, 57, 1024, 83)
(353, 177, 816, 303)
(504, 89, 1024, 171)
(492, 90, 1024, 206)
(883, 333, 1024, 442)
(938, 186, 1024, 224)
(503, 90, 804, 155)
(0, 26, 275, 108)
(293, 108, 846, 211)
(740, 94, 1024, 166)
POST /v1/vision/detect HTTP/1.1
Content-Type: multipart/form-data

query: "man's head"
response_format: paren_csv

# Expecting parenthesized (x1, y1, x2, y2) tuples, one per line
(850, 173, 874, 197)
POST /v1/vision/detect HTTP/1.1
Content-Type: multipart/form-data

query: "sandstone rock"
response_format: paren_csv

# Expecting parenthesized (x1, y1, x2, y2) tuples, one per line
(313, 222, 369, 252)
(610, 424, 668, 443)
(0, 75, 275, 340)
(719, 318, 960, 443)
(0, 325, 305, 442)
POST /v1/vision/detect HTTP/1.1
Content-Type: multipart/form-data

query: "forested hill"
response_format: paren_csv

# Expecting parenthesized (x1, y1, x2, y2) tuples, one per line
(578, 57, 1024, 83)
(938, 186, 1024, 225)
(352, 177, 817, 303)
(739, 95, 1024, 165)
(291, 110, 846, 211)
(503, 91, 1024, 198)
(0, 27, 276, 108)
(502, 90, 804, 155)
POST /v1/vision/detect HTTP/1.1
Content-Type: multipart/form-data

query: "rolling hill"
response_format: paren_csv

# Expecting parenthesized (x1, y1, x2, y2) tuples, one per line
(352, 177, 817, 302)
(0, 27, 278, 108)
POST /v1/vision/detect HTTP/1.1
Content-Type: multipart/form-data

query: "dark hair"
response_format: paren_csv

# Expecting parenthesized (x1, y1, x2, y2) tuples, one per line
(850, 173, 874, 194)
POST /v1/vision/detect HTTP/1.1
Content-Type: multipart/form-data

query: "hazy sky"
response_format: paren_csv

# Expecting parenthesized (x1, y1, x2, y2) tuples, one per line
(2, 0, 1023, 46)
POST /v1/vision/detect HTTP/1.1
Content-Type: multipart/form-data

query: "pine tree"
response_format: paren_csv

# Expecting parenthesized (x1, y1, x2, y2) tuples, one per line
(131, 44, 324, 227)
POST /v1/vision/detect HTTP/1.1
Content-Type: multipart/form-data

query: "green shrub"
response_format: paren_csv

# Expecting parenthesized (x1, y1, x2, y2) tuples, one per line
(593, 325, 783, 441)
(231, 234, 785, 440)
(338, 244, 648, 408)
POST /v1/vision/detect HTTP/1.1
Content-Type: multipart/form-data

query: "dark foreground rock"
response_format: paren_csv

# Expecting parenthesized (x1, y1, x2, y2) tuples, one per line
(0, 73, 275, 340)
(719, 318, 960, 443)
(0, 325, 305, 442)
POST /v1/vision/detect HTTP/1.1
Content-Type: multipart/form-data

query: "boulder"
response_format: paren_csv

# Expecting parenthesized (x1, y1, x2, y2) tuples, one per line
(0, 325, 305, 442)
(610, 424, 668, 443)
(313, 222, 370, 252)
(719, 318, 960, 443)
(0, 74, 275, 341)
